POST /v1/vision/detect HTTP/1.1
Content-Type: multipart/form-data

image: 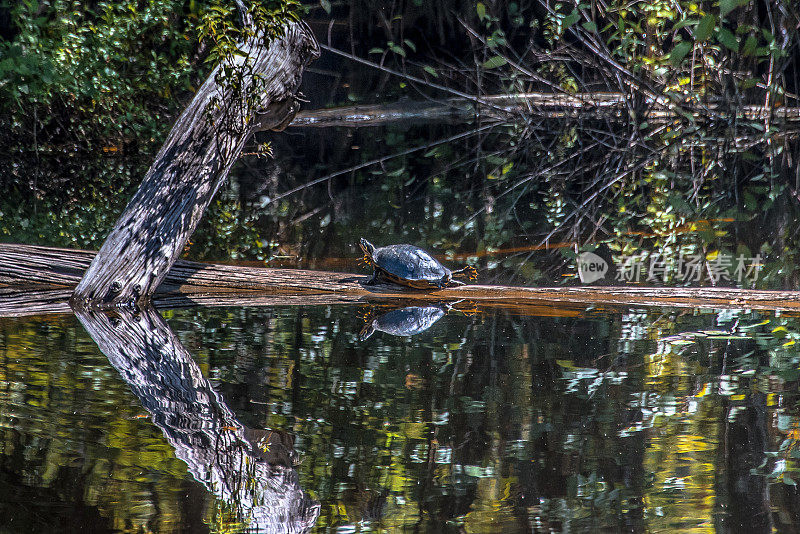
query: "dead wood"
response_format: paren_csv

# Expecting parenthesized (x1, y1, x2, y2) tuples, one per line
(71, 21, 319, 309)
(3, 244, 800, 317)
(290, 93, 800, 127)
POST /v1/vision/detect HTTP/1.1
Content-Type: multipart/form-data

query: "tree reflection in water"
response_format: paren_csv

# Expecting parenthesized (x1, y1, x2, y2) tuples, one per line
(74, 306, 319, 533)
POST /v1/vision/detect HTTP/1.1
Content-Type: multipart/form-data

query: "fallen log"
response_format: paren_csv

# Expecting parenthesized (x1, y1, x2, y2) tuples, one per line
(72, 13, 319, 309)
(2, 243, 800, 318)
(289, 93, 800, 127)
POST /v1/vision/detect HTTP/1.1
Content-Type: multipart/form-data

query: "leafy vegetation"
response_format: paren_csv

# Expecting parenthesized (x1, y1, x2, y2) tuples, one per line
(0, 0, 205, 155)
(0, 0, 300, 181)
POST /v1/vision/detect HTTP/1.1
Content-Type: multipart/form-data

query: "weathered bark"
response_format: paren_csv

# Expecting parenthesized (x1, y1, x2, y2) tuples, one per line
(75, 305, 319, 532)
(71, 21, 319, 308)
(5, 244, 800, 316)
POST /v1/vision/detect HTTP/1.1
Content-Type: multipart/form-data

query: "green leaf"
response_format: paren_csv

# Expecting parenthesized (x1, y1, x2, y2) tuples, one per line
(423, 65, 438, 77)
(694, 14, 716, 41)
(717, 27, 738, 51)
(562, 10, 580, 29)
(581, 21, 597, 32)
(482, 55, 508, 69)
(742, 35, 758, 56)
(403, 39, 416, 52)
(673, 18, 698, 31)
(720, 0, 737, 18)
(476, 2, 486, 20)
(669, 41, 692, 65)
(368, 47, 383, 54)
(320, 0, 331, 14)
(740, 77, 759, 89)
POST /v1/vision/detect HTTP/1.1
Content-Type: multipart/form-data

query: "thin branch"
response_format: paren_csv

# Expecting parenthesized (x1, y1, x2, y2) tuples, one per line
(262, 122, 501, 206)
(319, 43, 514, 116)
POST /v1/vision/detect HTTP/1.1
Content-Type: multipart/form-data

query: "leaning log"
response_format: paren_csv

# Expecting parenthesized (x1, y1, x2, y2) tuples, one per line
(4, 244, 800, 317)
(71, 20, 319, 309)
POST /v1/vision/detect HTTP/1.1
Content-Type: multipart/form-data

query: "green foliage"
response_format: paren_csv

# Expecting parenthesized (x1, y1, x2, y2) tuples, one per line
(0, 0, 301, 162)
(0, 0, 209, 150)
(198, 0, 301, 131)
(198, 0, 301, 66)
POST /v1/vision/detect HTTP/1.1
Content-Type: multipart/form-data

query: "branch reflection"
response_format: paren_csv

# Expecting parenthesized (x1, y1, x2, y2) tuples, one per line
(74, 305, 319, 533)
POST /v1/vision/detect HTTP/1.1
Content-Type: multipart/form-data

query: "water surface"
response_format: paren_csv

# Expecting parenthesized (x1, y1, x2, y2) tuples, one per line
(2, 303, 799, 532)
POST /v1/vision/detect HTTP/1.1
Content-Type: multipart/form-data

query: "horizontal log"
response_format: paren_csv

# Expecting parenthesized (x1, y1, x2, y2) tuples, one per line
(1, 243, 799, 317)
(290, 93, 800, 127)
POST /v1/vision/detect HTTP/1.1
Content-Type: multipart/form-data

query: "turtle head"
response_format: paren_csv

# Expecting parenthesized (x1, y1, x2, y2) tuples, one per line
(359, 238, 375, 257)
(357, 305, 378, 341)
(358, 238, 376, 267)
(358, 322, 376, 341)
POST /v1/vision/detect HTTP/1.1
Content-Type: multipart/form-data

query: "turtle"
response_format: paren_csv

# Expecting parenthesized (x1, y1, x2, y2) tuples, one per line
(358, 238, 477, 289)
(358, 304, 448, 340)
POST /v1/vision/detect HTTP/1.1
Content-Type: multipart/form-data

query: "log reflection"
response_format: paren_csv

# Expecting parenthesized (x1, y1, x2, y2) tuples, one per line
(74, 305, 319, 533)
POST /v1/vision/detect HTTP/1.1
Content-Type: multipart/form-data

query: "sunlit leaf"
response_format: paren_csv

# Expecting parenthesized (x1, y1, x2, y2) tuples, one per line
(476, 2, 486, 20)
(717, 27, 739, 51)
(720, 0, 737, 18)
(673, 18, 698, 31)
(482, 56, 507, 69)
(669, 41, 692, 65)
(694, 14, 716, 42)
(742, 35, 758, 56)
(562, 10, 580, 29)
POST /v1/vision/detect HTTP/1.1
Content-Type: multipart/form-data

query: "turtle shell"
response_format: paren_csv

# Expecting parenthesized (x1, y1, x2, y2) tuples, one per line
(371, 244, 452, 288)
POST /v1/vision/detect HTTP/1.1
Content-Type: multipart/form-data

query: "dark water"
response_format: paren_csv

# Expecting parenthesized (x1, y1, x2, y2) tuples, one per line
(3, 303, 800, 532)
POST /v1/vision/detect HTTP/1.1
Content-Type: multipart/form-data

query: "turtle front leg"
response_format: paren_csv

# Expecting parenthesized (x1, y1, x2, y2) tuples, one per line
(365, 270, 380, 285)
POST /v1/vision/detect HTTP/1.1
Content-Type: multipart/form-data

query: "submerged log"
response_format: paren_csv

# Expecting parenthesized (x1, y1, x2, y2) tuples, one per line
(72, 19, 319, 309)
(3, 244, 800, 317)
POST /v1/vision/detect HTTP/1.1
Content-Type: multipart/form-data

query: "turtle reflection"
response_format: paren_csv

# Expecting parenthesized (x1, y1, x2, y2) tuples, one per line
(358, 304, 450, 340)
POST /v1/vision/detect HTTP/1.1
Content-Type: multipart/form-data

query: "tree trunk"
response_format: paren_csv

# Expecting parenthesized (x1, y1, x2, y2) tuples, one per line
(72, 21, 319, 309)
